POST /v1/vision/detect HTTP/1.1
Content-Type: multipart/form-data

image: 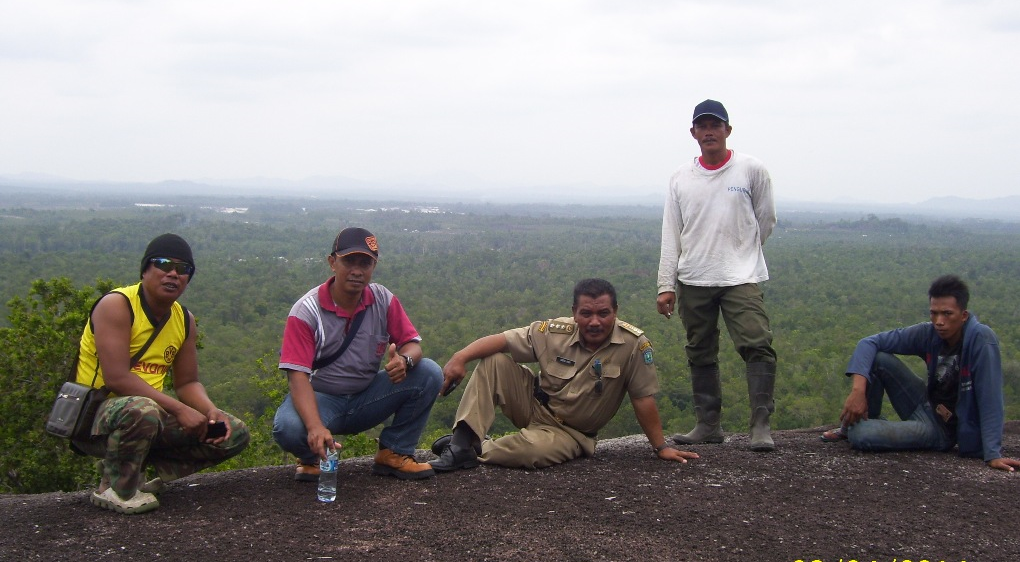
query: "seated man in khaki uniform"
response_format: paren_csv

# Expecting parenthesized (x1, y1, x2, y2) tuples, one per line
(430, 278, 699, 471)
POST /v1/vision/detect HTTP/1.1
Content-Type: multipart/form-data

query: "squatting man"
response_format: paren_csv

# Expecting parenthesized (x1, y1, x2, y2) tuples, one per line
(74, 233, 250, 514)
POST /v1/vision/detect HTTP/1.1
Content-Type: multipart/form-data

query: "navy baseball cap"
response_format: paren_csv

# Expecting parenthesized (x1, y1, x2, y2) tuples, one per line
(693, 99, 729, 124)
(331, 227, 379, 260)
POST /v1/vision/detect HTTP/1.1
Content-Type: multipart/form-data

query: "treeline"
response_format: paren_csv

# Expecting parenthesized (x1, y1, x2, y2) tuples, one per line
(2, 198, 1019, 493)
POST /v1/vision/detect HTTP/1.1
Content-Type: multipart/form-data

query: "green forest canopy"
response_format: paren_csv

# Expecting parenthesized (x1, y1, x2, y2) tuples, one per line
(2, 194, 1018, 493)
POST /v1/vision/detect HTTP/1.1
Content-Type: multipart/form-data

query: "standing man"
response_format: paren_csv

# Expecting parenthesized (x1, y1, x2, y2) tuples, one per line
(656, 99, 778, 452)
(430, 278, 699, 472)
(273, 227, 443, 481)
(75, 233, 250, 514)
(822, 275, 1020, 472)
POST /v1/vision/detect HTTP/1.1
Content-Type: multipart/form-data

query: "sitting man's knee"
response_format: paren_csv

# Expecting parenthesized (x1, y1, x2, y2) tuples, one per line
(871, 351, 902, 373)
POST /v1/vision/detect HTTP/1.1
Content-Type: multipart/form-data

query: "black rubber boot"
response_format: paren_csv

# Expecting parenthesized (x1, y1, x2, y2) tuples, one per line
(673, 364, 724, 445)
(747, 362, 776, 452)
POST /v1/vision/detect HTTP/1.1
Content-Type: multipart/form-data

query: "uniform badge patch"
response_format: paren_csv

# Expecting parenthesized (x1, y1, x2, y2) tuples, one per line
(618, 321, 644, 337)
(643, 350, 653, 365)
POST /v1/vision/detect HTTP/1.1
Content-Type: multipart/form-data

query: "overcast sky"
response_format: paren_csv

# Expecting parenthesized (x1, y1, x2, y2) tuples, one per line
(2, 1, 1018, 204)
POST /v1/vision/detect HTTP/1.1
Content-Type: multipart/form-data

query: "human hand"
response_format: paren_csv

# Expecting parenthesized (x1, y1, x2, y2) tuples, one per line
(440, 357, 467, 397)
(175, 405, 210, 438)
(383, 343, 406, 384)
(988, 457, 1020, 472)
(656, 292, 676, 319)
(306, 426, 336, 460)
(203, 408, 231, 444)
(658, 446, 700, 463)
(840, 377, 869, 426)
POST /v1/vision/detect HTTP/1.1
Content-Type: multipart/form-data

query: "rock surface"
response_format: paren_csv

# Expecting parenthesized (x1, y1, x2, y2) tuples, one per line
(4, 423, 1019, 561)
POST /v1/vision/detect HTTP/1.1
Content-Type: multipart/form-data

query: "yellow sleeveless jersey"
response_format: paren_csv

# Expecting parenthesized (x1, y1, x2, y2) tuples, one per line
(76, 283, 190, 392)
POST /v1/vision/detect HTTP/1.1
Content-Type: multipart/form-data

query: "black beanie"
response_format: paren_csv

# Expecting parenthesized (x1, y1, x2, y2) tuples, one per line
(140, 233, 195, 279)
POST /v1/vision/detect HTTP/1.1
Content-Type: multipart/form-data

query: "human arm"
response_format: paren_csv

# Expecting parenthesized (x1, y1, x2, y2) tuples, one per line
(169, 312, 233, 443)
(749, 162, 776, 245)
(92, 295, 211, 439)
(656, 181, 683, 296)
(383, 295, 425, 384)
(382, 341, 424, 384)
(285, 369, 334, 460)
(840, 374, 870, 426)
(440, 333, 509, 396)
(631, 394, 699, 463)
(845, 323, 932, 380)
(967, 325, 1007, 463)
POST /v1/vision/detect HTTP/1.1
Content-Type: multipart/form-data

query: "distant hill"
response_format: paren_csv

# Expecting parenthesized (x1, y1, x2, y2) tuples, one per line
(4, 174, 1018, 221)
(778, 194, 1020, 222)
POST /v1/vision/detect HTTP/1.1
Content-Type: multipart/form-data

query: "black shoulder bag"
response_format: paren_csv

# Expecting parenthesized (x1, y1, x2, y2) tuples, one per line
(45, 312, 169, 442)
(311, 310, 366, 371)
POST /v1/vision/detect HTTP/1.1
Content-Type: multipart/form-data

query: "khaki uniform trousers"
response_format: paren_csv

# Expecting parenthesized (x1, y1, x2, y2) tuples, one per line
(456, 354, 597, 469)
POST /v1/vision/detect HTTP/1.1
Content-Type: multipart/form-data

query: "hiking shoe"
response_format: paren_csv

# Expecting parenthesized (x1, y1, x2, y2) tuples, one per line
(429, 444, 480, 473)
(90, 488, 160, 515)
(139, 477, 166, 494)
(294, 461, 321, 482)
(372, 449, 435, 480)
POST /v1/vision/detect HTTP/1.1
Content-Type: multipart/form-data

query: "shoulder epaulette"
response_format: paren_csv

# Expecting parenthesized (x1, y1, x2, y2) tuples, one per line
(546, 319, 576, 334)
(618, 320, 644, 337)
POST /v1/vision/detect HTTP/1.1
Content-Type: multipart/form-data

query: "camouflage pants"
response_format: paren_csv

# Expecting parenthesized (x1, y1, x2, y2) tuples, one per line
(73, 396, 250, 499)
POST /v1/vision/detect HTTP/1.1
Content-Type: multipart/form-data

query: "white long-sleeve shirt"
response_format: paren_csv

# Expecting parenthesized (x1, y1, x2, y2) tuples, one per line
(657, 150, 776, 291)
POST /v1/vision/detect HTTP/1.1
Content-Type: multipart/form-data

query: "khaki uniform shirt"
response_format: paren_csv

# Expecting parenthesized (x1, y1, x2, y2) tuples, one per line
(502, 317, 658, 435)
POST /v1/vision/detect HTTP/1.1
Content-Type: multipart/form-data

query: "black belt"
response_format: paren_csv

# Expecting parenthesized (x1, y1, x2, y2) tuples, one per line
(533, 377, 597, 439)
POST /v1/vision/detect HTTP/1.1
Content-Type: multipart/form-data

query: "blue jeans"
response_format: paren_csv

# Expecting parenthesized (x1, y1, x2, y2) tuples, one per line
(847, 352, 953, 452)
(272, 359, 443, 463)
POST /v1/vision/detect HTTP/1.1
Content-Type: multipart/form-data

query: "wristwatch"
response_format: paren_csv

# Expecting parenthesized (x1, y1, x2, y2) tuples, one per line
(402, 354, 415, 370)
(652, 442, 671, 454)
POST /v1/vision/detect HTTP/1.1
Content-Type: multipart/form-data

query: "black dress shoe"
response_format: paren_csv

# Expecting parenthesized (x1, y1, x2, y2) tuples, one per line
(430, 434, 453, 456)
(429, 444, 480, 472)
(431, 433, 485, 456)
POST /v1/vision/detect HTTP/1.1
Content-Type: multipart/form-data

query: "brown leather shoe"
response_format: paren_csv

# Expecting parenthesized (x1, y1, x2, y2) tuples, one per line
(372, 449, 435, 480)
(294, 461, 320, 482)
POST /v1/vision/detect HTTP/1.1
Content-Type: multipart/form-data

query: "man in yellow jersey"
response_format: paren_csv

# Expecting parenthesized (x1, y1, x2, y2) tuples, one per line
(73, 233, 249, 514)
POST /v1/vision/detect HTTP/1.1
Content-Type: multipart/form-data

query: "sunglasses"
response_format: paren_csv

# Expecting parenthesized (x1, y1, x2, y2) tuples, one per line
(149, 258, 195, 276)
(592, 359, 603, 396)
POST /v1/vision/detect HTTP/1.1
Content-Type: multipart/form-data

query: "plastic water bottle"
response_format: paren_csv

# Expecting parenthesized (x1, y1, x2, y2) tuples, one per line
(317, 448, 338, 502)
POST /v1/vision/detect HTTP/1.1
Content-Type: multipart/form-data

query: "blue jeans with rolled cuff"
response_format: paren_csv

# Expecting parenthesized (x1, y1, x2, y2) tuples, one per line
(846, 352, 953, 453)
(272, 358, 443, 463)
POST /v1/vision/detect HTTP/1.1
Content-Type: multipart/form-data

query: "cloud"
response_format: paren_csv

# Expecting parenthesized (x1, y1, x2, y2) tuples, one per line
(1, 0, 1019, 203)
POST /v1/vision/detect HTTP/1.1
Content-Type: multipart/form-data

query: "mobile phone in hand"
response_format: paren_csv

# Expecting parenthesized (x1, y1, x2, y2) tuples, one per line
(442, 380, 460, 397)
(206, 420, 227, 439)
